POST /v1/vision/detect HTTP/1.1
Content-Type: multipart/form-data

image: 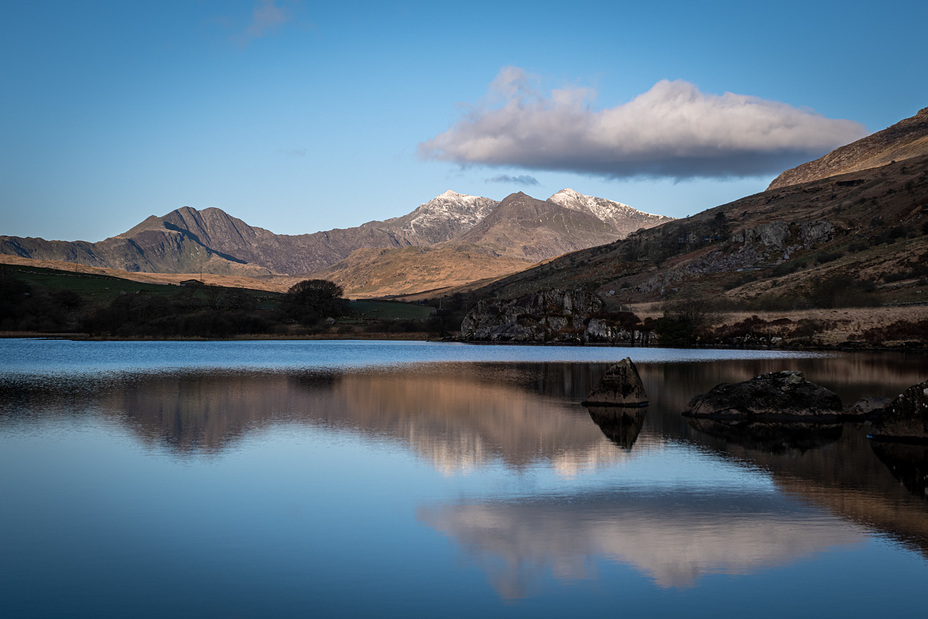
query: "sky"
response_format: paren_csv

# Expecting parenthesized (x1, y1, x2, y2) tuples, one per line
(1, 0, 926, 242)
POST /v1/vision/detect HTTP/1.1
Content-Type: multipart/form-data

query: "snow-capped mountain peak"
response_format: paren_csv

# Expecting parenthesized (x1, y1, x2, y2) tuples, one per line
(397, 191, 499, 242)
(547, 188, 672, 232)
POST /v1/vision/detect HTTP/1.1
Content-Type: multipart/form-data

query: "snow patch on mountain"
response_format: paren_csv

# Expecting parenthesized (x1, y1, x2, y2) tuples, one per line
(399, 190, 499, 239)
(547, 188, 672, 231)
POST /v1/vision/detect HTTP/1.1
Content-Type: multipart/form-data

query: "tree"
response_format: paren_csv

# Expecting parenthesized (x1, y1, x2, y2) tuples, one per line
(285, 279, 347, 324)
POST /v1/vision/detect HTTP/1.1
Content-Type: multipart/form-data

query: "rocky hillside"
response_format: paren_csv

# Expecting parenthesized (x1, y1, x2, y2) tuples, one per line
(472, 153, 928, 310)
(769, 107, 928, 190)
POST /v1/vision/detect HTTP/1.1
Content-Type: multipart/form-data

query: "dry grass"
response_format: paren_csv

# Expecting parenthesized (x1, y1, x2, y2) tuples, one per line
(0, 254, 300, 292)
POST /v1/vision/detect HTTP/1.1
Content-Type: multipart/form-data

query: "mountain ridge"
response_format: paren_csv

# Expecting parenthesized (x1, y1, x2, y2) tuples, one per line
(0, 188, 670, 296)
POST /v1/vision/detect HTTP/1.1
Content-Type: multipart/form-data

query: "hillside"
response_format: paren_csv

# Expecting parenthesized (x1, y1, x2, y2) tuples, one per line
(769, 107, 928, 190)
(472, 154, 928, 310)
(309, 244, 534, 299)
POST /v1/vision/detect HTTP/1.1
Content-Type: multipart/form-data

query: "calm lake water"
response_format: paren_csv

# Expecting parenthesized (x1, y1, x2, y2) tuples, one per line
(2, 340, 927, 617)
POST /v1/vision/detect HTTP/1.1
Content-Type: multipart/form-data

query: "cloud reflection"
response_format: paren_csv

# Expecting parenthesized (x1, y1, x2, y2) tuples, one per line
(420, 490, 863, 597)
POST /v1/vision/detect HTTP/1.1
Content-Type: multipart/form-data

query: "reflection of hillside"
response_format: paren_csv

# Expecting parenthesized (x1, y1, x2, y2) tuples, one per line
(698, 428, 928, 558)
(324, 371, 635, 473)
(94, 366, 638, 474)
(419, 490, 862, 597)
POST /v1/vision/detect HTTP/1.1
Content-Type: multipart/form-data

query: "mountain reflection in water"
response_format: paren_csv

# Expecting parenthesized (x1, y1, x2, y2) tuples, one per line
(2, 345, 928, 611)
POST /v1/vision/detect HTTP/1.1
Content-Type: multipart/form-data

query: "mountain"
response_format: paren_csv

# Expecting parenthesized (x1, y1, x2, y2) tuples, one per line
(381, 190, 499, 244)
(471, 150, 928, 309)
(308, 190, 672, 296)
(455, 192, 623, 262)
(768, 107, 928, 190)
(547, 188, 670, 236)
(0, 193, 498, 278)
(1, 188, 669, 296)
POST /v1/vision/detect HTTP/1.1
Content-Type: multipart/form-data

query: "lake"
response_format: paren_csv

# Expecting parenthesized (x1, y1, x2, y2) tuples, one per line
(1, 340, 927, 617)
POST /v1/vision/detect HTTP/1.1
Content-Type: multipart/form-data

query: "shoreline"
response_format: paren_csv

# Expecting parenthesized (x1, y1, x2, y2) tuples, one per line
(2, 330, 925, 355)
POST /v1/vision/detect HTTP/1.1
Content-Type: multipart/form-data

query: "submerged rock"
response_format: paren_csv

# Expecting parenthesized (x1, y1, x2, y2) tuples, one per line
(582, 358, 649, 407)
(684, 370, 845, 422)
(870, 379, 928, 442)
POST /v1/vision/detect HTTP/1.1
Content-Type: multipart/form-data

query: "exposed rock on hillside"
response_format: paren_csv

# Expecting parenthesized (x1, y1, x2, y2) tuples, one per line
(870, 379, 928, 441)
(461, 289, 613, 343)
(684, 371, 846, 422)
(769, 107, 928, 189)
(459, 289, 654, 344)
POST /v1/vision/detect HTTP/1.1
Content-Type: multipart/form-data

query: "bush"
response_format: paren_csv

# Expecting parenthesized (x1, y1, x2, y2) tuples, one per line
(284, 279, 348, 324)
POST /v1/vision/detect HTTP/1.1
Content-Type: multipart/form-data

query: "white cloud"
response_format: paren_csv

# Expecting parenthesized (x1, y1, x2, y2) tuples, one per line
(240, 0, 292, 43)
(419, 67, 869, 179)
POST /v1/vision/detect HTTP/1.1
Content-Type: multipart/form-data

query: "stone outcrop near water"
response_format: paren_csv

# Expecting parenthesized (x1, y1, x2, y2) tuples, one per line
(459, 289, 651, 344)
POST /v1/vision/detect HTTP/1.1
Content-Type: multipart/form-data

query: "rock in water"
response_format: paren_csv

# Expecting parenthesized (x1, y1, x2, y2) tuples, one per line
(870, 379, 928, 442)
(684, 370, 844, 422)
(583, 358, 648, 407)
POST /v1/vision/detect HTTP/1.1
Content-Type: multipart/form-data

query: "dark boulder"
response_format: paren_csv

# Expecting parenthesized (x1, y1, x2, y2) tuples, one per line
(684, 370, 845, 422)
(582, 358, 649, 407)
(869, 379, 928, 442)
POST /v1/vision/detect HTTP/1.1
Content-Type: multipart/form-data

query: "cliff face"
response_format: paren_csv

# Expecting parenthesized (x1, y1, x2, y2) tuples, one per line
(768, 107, 928, 190)
(460, 289, 652, 344)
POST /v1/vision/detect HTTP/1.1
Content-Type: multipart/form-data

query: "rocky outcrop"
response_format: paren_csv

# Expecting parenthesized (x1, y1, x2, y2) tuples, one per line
(460, 289, 600, 343)
(459, 289, 650, 344)
(869, 379, 928, 442)
(583, 358, 649, 406)
(684, 370, 847, 422)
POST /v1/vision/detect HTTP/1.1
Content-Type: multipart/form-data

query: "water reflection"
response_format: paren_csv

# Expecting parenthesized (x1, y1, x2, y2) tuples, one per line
(586, 406, 647, 449)
(686, 417, 844, 452)
(2, 348, 928, 606)
(870, 441, 928, 499)
(419, 490, 864, 596)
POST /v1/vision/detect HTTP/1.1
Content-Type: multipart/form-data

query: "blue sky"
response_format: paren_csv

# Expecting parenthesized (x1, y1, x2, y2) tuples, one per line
(2, 0, 925, 242)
